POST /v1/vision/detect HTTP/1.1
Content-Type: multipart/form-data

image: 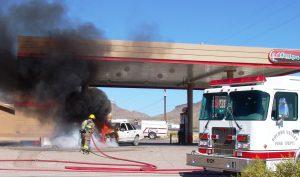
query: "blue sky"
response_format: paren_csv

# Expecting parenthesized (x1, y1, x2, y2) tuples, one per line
(62, 0, 300, 116)
(100, 88, 203, 116)
(64, 0, 300, 48)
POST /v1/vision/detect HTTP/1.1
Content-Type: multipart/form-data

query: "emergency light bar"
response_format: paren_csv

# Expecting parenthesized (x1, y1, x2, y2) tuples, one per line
(209, 75, 266, 87)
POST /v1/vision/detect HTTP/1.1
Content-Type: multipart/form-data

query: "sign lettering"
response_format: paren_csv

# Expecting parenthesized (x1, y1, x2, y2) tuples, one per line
(272, 130, 298, 147)
(269, 49, 300, 64)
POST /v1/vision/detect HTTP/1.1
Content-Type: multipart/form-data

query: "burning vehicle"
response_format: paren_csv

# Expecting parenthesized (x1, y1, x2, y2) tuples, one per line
(108, 119, 143, 146)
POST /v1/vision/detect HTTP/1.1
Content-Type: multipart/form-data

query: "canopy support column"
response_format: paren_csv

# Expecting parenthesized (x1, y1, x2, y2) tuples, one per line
(186, 83, 194, 144)
(226, 70, 235, 78)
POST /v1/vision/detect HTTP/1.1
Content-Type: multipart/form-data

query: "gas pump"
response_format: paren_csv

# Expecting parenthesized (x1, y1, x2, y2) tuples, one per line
(178, 107, 188, 144)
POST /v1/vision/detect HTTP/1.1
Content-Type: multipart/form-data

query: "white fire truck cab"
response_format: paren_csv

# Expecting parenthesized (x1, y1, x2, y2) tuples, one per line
(187, 75, 300, 172)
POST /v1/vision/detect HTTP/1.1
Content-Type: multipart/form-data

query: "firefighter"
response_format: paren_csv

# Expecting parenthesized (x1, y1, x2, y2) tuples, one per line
(80, 114, 96, 154)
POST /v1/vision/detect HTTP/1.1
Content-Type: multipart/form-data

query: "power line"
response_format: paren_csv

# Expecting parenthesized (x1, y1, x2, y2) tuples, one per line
(241, 12, 300, 45)
(218, 0, 294, 43)
(136, 98, 163, 112)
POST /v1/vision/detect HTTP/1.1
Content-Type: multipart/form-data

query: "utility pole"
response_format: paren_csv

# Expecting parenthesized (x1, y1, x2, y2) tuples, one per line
(164, 89, 167, 122)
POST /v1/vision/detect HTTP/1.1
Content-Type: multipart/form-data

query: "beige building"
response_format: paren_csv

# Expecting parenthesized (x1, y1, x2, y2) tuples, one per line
(0, 103, 53, 143)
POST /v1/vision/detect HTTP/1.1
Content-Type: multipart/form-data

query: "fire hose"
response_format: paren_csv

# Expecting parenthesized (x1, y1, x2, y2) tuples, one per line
(0, 136, 203, 174)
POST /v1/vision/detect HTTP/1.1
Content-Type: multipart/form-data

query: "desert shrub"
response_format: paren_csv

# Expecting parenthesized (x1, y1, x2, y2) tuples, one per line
(239, 159, 300, 177)
(274, 160, 300, 177)
(239, 159, 273, 177)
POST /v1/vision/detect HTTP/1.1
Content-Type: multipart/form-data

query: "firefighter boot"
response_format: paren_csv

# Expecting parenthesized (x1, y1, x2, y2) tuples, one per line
(81, 145, 90, 155)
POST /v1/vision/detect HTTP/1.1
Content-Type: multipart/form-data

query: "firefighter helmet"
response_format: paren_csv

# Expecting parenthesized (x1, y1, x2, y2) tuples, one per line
(89, 114, 96, 119)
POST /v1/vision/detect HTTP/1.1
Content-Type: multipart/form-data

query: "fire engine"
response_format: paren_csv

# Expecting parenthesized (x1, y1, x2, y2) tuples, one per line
(187, 75, 300, 172)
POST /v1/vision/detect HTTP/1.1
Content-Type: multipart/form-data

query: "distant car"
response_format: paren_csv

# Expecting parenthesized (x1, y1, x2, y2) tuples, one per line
(110, 120, 143, 146)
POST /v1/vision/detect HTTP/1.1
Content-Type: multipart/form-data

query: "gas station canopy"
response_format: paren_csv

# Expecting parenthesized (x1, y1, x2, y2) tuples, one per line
(18, 36, 300, 89)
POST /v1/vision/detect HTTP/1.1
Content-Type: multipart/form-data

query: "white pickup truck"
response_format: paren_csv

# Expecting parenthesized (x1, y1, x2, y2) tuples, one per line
(110, 119, 143, 146)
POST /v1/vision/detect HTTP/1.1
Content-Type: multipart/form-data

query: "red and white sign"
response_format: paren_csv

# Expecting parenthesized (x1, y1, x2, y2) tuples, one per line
(269, 49, 300, 64)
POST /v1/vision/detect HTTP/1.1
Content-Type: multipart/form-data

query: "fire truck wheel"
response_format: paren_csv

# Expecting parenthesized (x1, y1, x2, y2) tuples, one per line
(148, 132, 157, 139)
(133, 135, 139, 146)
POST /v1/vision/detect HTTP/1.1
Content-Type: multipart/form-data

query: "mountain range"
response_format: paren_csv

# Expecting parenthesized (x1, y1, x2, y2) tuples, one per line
(111, 102, 201, 129)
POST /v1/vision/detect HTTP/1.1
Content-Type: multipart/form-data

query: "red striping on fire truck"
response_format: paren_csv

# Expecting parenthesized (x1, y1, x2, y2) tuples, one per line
(187, 75, 300, 172)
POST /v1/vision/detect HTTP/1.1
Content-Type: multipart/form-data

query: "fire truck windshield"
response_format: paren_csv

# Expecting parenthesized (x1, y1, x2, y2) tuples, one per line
(200, 91, 270, 121)
(226, 90, 270, 120)
(200, 92, 228, 120)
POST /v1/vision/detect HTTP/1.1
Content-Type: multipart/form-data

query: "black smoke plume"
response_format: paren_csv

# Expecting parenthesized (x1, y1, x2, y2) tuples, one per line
(0, 0, 111, 134)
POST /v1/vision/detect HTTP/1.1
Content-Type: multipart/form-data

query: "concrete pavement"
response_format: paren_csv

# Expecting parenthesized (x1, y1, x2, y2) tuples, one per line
(0, 144, 233, 177)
